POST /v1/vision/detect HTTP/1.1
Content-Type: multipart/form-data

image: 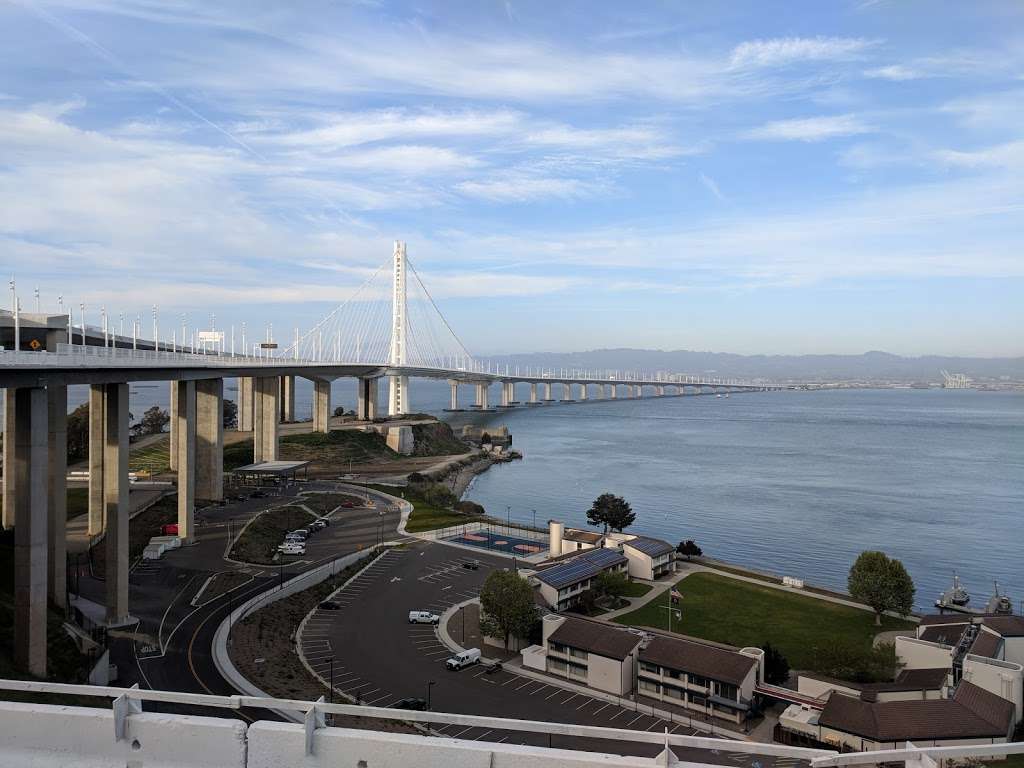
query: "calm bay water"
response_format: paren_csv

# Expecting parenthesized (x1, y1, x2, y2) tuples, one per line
(461, 388, 1024, 613)
(67, 381, 1024, 611)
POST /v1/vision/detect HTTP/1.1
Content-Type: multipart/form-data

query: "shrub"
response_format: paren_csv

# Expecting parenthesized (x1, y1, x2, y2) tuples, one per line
(455, 500, 485, 516)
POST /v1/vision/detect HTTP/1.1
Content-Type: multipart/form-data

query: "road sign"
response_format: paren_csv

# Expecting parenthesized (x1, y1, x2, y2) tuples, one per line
(260, 342, 278, 349)
(28, 339, 42, 351)
(198, 331, 225, 343)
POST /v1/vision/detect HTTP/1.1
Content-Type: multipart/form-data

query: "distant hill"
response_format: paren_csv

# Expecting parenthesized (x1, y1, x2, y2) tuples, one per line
(478, 348, 1024, 382)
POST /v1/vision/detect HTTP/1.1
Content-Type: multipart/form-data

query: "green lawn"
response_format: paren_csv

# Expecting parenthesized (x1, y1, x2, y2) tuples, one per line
(613, 572, 915, 671)
(129, 436, 171, 474)
(365, 484, 471, 533)
(621, 581, 653, 598)
(230, 506, 315, 565)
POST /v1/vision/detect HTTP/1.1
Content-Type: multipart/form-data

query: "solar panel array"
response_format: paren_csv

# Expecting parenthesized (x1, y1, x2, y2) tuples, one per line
(537, 547, 627, 589)
(625, 537, 674, 557)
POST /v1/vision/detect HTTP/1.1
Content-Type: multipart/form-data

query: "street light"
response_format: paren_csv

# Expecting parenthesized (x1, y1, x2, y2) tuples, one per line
(426, 680, 435, 711)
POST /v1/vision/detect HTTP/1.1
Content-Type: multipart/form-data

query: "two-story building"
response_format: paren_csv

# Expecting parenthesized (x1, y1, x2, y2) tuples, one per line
(636, 635, 762, 725)
(541, 615, 641, 695)
(531, 548, 629, 612)
(618, 536, 675, 580)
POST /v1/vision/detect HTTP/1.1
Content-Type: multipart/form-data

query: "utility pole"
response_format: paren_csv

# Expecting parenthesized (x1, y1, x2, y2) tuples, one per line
(9, 278, 18, 352)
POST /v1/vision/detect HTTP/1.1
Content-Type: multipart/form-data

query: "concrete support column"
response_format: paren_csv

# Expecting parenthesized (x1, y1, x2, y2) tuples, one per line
(174, 380, 196, 542)
(87, 385, 105, 536)
(388, 375, 410, 417)
(610, 384, 617, 399)
(169, 381, 178, 471)
(656, 386, 665, 396)
(2, 389, 15, 529)
(357, 377, 379, 421)
(103, 383, 130, 626)
(447, 380, 459, 411)
(280, 375, 296, 423)
(47, 384, 67, 609)
(195, 379, 223, 502)
(13, 386, 48, 676)
(475, 382, 489, 410)
(312, 378, 331, 434)
(579, 383, 588, 400)
(560, 382, 572, 402)
(542, 382, 552, 402)
(237, 377, 254, 432)
(253, 377, 279, 463)
(500, 382, 511, 407)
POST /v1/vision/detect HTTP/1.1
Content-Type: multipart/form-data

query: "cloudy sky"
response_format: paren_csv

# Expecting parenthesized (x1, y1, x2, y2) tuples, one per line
(1, 0, 1022, 356)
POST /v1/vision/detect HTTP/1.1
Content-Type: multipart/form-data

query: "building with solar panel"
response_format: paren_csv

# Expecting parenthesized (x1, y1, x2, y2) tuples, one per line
(530, 548, 629, 611)
(545, 520, 676, 584)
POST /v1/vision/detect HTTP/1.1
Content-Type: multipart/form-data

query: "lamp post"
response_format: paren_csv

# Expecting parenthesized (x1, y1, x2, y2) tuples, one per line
(531, 508, 537, 531)
(328, 656, 334, 703)
(426, 680, 435, 711)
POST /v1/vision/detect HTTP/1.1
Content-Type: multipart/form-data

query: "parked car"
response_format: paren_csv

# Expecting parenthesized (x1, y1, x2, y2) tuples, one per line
(277, 543, 305, 555)
(160, 523, 179, 536)
(461, 560, 479, 570)
(445, 648, 481, 670)
(408, 611, 440, 625)
(392, 697, 428, 711)
(310, 520, 327, 531)
(284, 533, 305, 543)
(251, 490, 268, 499)
(341, 500, 356, 508)
(318, 601, 342, 610)
(484, 662, 503, 675)
(316, 517, 331, 527)
(288, 530, 309, 540)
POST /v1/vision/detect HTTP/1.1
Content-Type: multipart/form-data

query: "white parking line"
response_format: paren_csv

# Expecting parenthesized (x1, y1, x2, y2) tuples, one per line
(364, 693, 392, 705)
(592, 702, 611, 716)
(544, 688, 564, 701)
(450, 727, 474, 739)
(559, 693, 580, 706)
(670, 724, 685, 734)
(576, 698, 594, 710)
(472, 730, 493, 741)
(513, 679, 534, 691)
(608, 709, 628, 721)
(500, 676, 518, 686)
(646, 721, 665, 732)
(625, 714, 645, 728)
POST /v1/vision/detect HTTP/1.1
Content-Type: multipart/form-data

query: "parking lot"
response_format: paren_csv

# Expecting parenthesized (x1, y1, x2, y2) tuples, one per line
(300, 539, 803, 765)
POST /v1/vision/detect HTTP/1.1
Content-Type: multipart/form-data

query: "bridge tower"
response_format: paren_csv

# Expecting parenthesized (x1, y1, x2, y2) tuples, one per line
(388, 240, 410, 416)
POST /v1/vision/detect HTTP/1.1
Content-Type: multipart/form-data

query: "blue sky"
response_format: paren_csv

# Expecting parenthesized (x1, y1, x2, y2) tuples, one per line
(1, 0, 1022, 356)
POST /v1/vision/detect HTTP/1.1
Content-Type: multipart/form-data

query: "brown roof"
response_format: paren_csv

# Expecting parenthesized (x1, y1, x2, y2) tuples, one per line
(563, 529, 604, 544)
(918, 624, 966, 645)
(801, 668, 947, 694)
(548, 618, 641, 661)
(919, 614, 972, 627)
(981, 615, 1024, 637)
(640, 635, 756, 687)
(819, 682, 1014, 742)
(969, 630, 1003, 659)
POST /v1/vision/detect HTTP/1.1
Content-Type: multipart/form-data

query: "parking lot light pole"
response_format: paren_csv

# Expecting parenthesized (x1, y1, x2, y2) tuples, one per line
(426, 680, 435, 711)
(328, 657, 334, 703)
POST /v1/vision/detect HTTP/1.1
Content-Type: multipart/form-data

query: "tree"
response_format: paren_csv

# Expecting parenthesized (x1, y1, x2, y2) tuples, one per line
(676, 540, 703, 561)
(586, 493, 635, 533)
(594, 570, 631, 602)
(809, 641, 901, 683)
(223, 399, 238, 429)
(66, 403, 90, 463)
(131, 406, 170, 439)
(761, 643, 790, 685)
(478, 569, 537, 648)
(848, 551, 916, 625)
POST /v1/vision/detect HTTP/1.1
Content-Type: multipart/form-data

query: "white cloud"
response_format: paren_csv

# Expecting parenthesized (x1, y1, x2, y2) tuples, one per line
(456, 174, 598, 203)
(729, 36, 877, 69)
(318, 145, 482, 174)
(523, 124, 691, 160)
(698, 172, 725, 201)
(933, 140, 1024, 170)
(742, 114, 872, 142)
(863, 64, 922, 81)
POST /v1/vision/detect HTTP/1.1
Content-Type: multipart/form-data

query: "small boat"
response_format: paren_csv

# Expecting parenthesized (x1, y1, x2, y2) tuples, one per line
(984, 582, 1013, 615)
(936, 572, 971, 610)
(715, 393, 722, 398)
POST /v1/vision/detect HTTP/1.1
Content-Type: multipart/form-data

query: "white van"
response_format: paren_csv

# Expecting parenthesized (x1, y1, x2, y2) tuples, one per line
(445, 648, 481, 670)
(408, 611, 440, 625)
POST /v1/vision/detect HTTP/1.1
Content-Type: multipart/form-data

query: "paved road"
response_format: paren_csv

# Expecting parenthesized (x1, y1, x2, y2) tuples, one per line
(306, 540, 803, 766)
(77, 481, 401, 720)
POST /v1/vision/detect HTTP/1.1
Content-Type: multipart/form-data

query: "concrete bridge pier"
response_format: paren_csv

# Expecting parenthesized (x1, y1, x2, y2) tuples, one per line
(47, 384, 67, 610)
(173, 381, 196, 542)
(357, 377, 379, 421)
(253, 377, 279, 463)
(2, 390, 15, 529)
(499, 382, 510, 408)
(195, 379, 223, 502)
(12, 386, 48, 676)
(87, 385, 106, 536)
(560, 382, 573, 402)
(280, 375, 296, 423)
(579, 383, 588, 401)
(101, 383, 131, 627)
(542, 382, 553, 402)
(656, 386, 665, 397)
(237, 376, 253, 432)
(388, 375, 410, 417)
(529, 382, 539, 404)
(474, 382, 489, 410)
(169, 381, 178, 471)
(311, 378, 332, 433)
(609, 384, 617, 399)
(447, 380, 459, 411)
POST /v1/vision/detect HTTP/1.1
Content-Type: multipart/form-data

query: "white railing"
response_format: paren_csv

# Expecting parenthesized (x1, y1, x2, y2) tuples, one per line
(0, 678, 1020, 768)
